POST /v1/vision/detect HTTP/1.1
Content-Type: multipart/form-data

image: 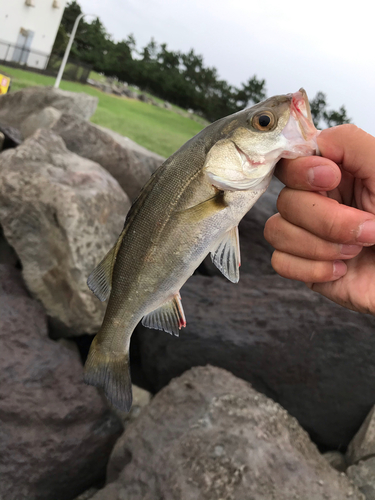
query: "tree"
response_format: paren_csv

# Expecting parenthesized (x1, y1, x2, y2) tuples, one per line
(310, 92, 351, 129)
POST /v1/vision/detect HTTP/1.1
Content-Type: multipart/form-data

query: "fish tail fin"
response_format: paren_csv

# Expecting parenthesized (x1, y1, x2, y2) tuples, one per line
(84, 336, 132, 412)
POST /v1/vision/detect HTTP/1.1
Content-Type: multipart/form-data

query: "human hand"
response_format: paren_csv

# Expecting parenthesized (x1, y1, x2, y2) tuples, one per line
(264, 124, 375, 314)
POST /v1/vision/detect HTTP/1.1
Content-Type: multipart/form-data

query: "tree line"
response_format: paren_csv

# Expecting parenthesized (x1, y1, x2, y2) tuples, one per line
(52, 1, 350, 126)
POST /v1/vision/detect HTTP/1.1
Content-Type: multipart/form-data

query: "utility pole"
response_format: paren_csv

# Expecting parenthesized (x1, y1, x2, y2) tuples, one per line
(54, 12, 93, 89)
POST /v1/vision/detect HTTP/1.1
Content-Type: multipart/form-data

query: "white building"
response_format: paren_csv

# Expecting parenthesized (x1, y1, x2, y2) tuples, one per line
(0, 0, 67, 69)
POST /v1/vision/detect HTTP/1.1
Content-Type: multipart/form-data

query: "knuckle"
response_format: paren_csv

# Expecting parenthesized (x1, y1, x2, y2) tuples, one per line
(264, 214, 280, 244)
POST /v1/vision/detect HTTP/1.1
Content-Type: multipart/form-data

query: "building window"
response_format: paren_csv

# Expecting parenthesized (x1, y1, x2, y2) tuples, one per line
(25, 0, 36, 6)
(52, 0, 60, 7)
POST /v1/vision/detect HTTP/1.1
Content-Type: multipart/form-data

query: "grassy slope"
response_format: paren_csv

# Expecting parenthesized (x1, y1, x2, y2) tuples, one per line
(0, 65, 206, 157)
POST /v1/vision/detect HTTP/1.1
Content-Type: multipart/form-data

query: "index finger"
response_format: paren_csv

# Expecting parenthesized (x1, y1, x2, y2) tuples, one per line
(318, 124, 375, 181)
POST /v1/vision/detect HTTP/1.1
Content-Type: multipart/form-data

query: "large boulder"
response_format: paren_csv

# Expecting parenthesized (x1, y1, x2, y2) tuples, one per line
(0, 86, 98, 129)
(51, 115, 164, 201)
(135, 274, 375, 449)
(0, 264, 123, 500)
(0, 129, 130, 335)
(90, 366, 363, 500)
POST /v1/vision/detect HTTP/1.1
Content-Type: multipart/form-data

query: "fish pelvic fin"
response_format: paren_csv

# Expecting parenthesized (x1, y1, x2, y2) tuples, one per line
(142, 293, 186, 337)
(84, 336, 132, 412)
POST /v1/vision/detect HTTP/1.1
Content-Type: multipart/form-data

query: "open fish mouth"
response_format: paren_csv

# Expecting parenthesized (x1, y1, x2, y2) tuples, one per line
(290, 88, 317, 141)
(281, 88, 318, 158)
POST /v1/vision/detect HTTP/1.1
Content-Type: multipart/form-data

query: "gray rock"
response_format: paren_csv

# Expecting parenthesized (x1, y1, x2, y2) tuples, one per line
(0, 129, 130, 335)
(347, 457, 375, 500)
(73, 488, 100, 500)
(347, 406, 375, 465)
(113, 385, 152, 424)
(20, 106, 62, 138)
(122, 88, 139, 99)
(137, 93, 151, 103)
(135, 273, 375, 449)
(91, 366, 363, 500)
(0, 264, 123, 500)
(323, 451, 347, 472)
(0, 122, 23, 148)
(0, 86, 98, 128)
(52, 114, 165, 201)
(0, 225, 18, 266)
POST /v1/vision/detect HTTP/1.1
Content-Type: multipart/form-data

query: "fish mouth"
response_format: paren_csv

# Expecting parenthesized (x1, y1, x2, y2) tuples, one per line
(289, 88, 316, 141)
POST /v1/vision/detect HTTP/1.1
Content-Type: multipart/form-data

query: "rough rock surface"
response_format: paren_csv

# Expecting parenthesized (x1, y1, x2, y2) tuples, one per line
(347, 457, 375, 500)
(0, 86, 98, 128)
(0, 122, 23, 149)
(136, 274, 375, 448)
(52, 114, 164, 201)
(347, 406, 375, 465)
(0, 264, 123, 500)
(323, 451, 347, 472)
(21, 106, 62, 138)
(91, 366, 363, 500)
(0, 130, 130, 335)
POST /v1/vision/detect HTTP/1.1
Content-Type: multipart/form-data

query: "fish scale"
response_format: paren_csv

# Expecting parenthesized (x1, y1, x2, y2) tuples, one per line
(84, 89, 319, 411)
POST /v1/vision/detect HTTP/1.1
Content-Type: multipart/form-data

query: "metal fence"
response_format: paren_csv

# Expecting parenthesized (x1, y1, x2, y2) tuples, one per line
(0, 40, 92, 83)
(0, 39, 50, 69)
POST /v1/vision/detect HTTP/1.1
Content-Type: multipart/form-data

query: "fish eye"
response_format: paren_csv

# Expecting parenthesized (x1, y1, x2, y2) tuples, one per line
(252, 111, 275, 131)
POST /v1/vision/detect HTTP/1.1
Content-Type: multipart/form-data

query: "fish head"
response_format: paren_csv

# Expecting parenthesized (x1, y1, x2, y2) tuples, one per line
(204, 89, 319, 191)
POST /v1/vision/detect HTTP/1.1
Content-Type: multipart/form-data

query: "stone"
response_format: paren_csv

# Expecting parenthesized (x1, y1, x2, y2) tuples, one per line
(0, 86, 98, 129)
(0, 264, 123, 500)
(90, 366, 363, 500)
(0, 225, 18, 266)
(52, 114, 165, 201)
(73, 488, 100, 500)
(113, 385, 152, 423)
(0, 122, 23, 149)
(347, 457, 375, 500)
(0, 129, 130, 335)
(135, 273, 375, 449)
(20, 106, 62, 138)
(347, 406, 375, 465)
(323, 451, 347, 472)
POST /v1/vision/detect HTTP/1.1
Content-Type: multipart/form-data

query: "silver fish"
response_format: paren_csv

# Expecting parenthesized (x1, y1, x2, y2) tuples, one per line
(84, 88, 318, 411)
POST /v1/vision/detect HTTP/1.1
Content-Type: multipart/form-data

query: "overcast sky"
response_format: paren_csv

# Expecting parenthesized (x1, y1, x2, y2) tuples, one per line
(78, 0, 374, 135)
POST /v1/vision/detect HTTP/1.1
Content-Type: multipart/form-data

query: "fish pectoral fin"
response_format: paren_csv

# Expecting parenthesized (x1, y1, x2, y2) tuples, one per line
(177, 192, 227, 224)
(211, 226, 241, 283)
(206, 171, 262, 191)
(142, 293, 186, 337)
(87, 228, 126, 302)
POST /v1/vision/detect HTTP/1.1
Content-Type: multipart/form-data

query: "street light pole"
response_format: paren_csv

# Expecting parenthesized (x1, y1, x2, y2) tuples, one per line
(54, 12, 92, 89)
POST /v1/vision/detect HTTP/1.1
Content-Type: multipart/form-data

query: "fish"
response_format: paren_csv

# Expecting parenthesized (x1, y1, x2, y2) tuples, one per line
(84, 88, 318, 411)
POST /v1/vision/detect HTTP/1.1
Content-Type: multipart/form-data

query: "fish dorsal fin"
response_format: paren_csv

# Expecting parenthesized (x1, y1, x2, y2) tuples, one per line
(211, 226, 241, 283)
(142, 293, 186, 337)
(87, 228, 126, 302)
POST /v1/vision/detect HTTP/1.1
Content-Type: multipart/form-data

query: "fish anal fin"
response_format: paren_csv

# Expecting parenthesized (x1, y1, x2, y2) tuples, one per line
(177, 192, 227, 224)
(87, 228, 126, 302)
(142, 293, 186, 337)
(84, 336, 133, 412)
(211, 226, 241, 283)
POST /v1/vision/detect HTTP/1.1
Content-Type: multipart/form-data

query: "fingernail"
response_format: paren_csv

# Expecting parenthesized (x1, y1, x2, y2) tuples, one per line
(357, 220, 375, 244)
(340, 244, 362, 255)
(307, 166, 337, 188)
(333, 260, 347, 277)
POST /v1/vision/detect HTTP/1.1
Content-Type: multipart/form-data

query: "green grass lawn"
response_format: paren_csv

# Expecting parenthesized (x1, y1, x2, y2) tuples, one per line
(0, 65, 207, 157)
